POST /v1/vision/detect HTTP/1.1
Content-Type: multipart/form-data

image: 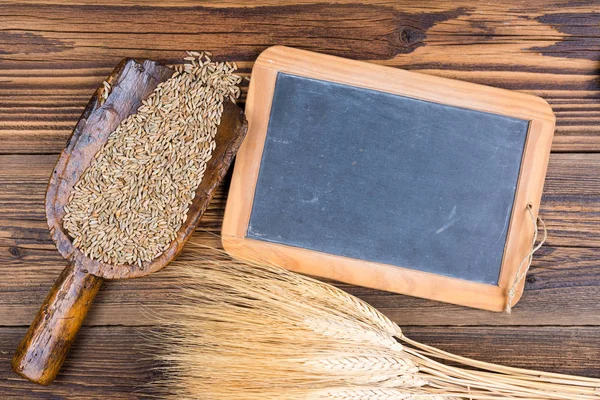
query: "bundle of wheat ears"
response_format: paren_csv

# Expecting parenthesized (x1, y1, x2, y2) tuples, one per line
(147, 242, 600, 399)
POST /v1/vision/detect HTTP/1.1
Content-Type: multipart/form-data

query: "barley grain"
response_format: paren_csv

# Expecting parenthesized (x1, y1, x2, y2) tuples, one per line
(63, 52, 241, 267)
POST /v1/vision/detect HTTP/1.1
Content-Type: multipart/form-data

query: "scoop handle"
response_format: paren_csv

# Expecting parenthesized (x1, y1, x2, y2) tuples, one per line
(12, 262, 103, 385)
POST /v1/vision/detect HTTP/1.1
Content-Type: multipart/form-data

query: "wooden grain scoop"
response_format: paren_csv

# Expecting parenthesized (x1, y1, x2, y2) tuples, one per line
(12, 58, 248, 385)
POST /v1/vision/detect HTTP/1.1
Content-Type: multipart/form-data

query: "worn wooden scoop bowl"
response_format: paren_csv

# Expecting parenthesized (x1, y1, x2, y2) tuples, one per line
(12, 58, 248, 385)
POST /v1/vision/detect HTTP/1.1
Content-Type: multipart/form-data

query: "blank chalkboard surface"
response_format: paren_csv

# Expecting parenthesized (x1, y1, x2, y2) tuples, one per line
(223, 46, 555, 311)
(246, 73, 529, 285)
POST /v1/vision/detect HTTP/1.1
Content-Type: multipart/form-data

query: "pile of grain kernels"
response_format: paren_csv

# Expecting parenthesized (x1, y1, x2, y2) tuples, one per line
(63, 52, 242, 267)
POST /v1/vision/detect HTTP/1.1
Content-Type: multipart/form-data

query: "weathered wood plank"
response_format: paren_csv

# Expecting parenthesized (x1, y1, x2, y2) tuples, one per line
(0, 325, 598, 399)
(2, 3, 600, 152)
(2, 153, 600, 246)
(541, 153, 600, 247)
(1, 153, 598, 327)
(0, 326, 155, 399)
(1, 1, 599, 397)
(401, 326, 600, 377)
(4, 79, 600, 153)
(1, 245, 599, 327)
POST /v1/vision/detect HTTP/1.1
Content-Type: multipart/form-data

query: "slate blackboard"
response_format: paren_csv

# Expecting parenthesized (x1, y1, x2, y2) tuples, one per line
(246, 73, 530, 285)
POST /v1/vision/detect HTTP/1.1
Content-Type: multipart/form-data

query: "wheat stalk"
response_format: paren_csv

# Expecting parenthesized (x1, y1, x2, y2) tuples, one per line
(144, 242, 600, 399)
(310, 388, 448, 400)
(303, 356, 418, 374)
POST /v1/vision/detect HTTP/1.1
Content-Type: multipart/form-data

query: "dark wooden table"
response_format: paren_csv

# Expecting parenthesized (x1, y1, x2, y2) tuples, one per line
(1, 1, 599, 398)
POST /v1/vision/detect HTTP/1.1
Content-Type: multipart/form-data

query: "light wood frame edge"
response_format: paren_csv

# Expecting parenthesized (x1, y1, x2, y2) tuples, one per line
(222, 46, 556, 312)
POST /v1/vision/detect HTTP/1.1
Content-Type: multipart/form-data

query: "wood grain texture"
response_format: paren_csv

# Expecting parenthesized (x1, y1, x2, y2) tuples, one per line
(2, 244, 600, 327)
(12, 263, 103, 385)
(1, 1, 600, 153)
(3, 154, 600, 246)
(400, 326, 600, 377)
(1, 0, 599, 396)
(1, 327, 157, 399)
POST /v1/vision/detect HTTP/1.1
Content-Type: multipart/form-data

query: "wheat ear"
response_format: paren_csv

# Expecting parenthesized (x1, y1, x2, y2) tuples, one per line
(145, 242, 600, 399)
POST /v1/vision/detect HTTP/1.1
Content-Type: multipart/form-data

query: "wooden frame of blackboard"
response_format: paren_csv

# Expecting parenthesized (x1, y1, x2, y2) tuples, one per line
(222, 46, 555, 312)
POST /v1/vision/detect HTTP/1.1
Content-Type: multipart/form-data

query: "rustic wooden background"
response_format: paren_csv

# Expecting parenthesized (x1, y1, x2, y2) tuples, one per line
(1, 0, 600, 398)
